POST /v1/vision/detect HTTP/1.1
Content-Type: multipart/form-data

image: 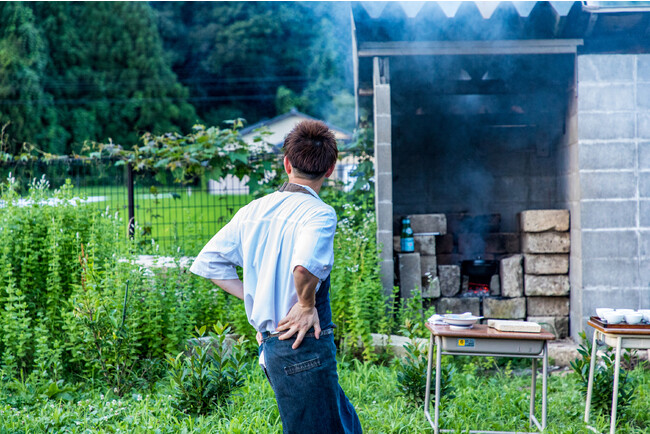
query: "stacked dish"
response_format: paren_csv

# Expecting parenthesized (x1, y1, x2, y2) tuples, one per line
(442, 313, 483, 330)
(596, 308, 650, 325)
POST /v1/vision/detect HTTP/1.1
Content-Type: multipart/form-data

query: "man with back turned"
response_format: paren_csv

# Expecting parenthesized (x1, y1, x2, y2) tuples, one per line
(190, 120, 362, 433)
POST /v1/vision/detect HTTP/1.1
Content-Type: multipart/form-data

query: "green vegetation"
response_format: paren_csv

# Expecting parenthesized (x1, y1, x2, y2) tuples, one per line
(1, 359, 648, 433)
(0, 2, 353, 155)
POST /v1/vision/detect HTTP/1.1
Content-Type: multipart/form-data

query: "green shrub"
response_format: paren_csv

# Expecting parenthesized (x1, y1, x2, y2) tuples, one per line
(570, 331, 637, 417)
(395, 319, 454, 407)
(166, 323, 248, 415)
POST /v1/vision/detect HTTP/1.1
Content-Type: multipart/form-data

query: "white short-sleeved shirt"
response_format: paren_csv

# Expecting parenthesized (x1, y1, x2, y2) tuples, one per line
(189, 184, 337, 333)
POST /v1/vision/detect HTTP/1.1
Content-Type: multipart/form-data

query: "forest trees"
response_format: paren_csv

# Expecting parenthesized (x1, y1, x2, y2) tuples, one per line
(0, 2, 353, 155)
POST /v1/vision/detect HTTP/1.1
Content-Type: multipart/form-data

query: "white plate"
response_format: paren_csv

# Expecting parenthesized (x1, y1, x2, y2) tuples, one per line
(442, 314, 483, 327)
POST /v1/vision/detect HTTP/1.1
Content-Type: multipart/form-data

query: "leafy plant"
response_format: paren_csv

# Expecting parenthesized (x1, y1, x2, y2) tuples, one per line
(395, 319, 454, 407)
(166, 322, 248, 415)
(570, 331, 637, 417)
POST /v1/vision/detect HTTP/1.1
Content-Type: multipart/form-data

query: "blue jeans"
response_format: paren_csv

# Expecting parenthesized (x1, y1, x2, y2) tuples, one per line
(260, 330, 362, 434)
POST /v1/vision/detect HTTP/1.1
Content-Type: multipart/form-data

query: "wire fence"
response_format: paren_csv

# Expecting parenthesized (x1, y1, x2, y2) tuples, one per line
(1, 155, 363, 255)
(1, 158, 253, 255)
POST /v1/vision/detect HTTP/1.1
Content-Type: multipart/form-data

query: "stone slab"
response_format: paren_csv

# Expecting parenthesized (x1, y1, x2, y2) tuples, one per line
(422, 276, 441, 299)
(420, 255, 437, 278)
(435, 234, 455, 254)
(438, 265, 460, 297)
(527, 297, 570, 316)
(483, 297, 526, 319)
(524, 274, 570, 296)
(521, 232, 570, 254)
(527, 316, 569, 339)
(398, 253, 421, 298)
(414, 234, 436, 255)
(500, 254, 524, 298)
(434, 297, 480, 316)
(490, 274, 501, 296)
(519, 210, 570, 232)
(407, 213, 447, 235)
(524, 254, 569, 275)
(436, 254, 462, 266)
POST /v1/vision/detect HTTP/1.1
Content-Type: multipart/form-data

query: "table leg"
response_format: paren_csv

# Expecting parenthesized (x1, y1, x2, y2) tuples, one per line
(530, 357, 537, 429)
(610, 336, 622, 434)
(584, 330, 599, 423)
(434, 335, 442, 434)
(542, 341, 548, 430)
(424, 333, 434, 429)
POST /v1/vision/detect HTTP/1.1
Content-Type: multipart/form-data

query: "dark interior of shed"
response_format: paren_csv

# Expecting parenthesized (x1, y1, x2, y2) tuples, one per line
(390, 54, 575, 246)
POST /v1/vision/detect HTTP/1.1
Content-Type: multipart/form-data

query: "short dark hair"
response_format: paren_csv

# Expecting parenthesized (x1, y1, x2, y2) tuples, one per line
(283, 120, 338, 180)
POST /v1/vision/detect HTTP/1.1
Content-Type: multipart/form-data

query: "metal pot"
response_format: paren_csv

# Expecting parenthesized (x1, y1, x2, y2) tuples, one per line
(461, 259, 498, 277)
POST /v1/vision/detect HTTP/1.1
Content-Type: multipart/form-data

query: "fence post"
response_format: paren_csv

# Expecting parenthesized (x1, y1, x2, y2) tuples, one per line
(127, 163, 135, 238)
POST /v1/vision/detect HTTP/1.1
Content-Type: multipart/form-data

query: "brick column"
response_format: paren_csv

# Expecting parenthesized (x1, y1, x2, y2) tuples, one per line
(373, 57, 394, 297)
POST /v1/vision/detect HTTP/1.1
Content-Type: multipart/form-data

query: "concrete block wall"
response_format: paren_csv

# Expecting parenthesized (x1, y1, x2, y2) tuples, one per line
(576, 54, 650, 336)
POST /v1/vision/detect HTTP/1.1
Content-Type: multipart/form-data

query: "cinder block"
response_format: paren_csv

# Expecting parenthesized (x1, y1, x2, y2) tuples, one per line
(398, 253, 421, 299)
(579, 83, 635, 111)
(504, 233, 520, 253)
(638, 84, 650, 110)
(641, 172, 650, 198)
(407, 214, 447, 234)
(436, 254, 462, 266)
(519, 210, 570, 233)
(579, 142, 636, 171)
(527, 316, 569, 339)
(420, 255, 437, 278)
(414, 234, 436, 255)
(527, 297, 570, 316)
(422, 276, 441, 299)
(500, 254, 524, 298)
(524, 254, 569, 275)
(582, 231, 637, 259)
(578, 55, 635, 83)
(524, 275, 570, 296)
(436, 234, 455, 254)
(490, 274, 501, 296)
(483, 297, 526, 319)
(581, 200, 637, 229)
(580, 171, 636, 200)
(447, 213, 500, 234)
(438, 265, 460, 297)
(578, 112, 635, 140)
(521, 232, 570, 254)
(435, 297, 480, 316)
(640, 113, 650, 139)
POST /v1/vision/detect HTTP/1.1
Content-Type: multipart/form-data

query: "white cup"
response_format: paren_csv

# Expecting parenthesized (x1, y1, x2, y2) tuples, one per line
(596, 308, 614, 319)
(604, 311, 624, 324)
(638, 309, 650, 323)
(625, 312, 643, 325)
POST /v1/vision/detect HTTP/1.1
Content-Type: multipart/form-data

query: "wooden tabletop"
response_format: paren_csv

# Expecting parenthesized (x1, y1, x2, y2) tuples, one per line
(426, 323, 555, 341)
(588, 319, 650, 336)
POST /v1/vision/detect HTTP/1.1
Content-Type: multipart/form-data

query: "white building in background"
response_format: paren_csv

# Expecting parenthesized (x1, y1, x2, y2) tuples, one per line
(208, 108, 355, 194)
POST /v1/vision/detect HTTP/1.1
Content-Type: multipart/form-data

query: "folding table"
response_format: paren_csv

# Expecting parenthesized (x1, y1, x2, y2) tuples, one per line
(424, 323, 555, 434)
(584, 318, 650, 434)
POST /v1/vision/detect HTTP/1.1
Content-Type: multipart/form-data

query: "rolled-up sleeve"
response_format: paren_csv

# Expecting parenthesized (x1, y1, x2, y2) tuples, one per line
(190, 216, 242, 280)
(290, 207, 336, 281)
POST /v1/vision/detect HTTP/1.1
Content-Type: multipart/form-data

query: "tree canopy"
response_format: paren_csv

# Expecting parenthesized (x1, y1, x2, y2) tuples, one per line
(0, 2, 353, 155)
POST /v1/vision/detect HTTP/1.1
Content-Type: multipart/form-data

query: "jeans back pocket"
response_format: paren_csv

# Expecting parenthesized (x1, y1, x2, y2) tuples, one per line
(284, 357, 321, 375)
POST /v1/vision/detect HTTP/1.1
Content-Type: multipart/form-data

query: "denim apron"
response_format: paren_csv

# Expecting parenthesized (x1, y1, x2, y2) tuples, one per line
(258, 182, 362, 434)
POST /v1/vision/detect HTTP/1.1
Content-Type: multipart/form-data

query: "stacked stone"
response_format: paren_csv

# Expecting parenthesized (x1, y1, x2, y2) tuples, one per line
(394, 214, 446, 299)
(520, 210, 571, 338)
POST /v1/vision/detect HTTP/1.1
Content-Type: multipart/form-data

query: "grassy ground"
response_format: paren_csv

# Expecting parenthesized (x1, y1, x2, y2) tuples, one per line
(75, 186, 252, 254)
(2, 357, 648, 433)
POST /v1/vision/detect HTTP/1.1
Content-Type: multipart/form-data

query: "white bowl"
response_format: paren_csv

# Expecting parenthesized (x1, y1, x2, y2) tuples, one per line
(616, 309, 635, 314)
(638, 310, 650, 323)
(443, 314, 483, 327)
(604, 311, 624, 324)
(625, 312, 643, 325)
(596, 308, 614, 319)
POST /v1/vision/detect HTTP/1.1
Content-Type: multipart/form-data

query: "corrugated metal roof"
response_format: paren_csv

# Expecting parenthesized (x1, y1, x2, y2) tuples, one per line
(360, 1, 577, 20)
